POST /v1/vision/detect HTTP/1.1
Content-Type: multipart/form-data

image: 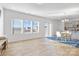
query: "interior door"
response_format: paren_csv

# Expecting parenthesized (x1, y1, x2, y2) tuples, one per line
(44, 23, 49, 37)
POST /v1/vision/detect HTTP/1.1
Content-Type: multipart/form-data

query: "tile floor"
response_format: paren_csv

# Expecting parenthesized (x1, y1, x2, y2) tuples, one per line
(1, 38, 79, 56)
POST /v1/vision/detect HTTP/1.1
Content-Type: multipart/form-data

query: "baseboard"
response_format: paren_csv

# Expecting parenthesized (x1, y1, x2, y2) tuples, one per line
(8, 37, 44, 44)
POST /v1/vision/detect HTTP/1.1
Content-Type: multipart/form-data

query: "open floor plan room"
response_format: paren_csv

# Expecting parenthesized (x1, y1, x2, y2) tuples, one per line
(0, 3, 79, 56)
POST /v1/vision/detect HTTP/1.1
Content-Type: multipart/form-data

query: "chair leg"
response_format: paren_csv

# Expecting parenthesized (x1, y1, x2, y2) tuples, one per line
(0, 41, 7, 56)
(0, 49, 3, 56)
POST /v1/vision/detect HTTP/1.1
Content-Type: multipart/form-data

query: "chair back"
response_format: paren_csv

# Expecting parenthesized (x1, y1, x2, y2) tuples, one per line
(56, 31, 61, 37)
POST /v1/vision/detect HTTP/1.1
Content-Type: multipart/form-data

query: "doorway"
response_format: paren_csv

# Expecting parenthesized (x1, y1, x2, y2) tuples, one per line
(44, 23, 51, 37)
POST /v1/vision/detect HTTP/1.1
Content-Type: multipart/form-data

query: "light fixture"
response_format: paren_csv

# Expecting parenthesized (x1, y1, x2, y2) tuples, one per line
(61, 13, 69, 22)
(61, 19, 69, 22)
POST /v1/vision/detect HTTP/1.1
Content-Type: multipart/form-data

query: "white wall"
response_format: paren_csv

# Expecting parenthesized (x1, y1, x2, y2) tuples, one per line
(52, 20, 64, 35)
(0, 12, 2, 35)
(0, 8, 4, 36)
(3, 8, 52, 42)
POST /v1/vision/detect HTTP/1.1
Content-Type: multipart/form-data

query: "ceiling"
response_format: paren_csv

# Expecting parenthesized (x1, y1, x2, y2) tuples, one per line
(0, 3, 79, 20)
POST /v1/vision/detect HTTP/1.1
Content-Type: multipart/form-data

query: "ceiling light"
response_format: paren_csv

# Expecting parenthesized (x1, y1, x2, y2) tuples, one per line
(61, 19, 69, 22)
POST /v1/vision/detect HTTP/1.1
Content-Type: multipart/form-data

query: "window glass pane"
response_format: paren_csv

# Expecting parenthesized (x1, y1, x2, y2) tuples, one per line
(32, 21, 39, 32)
(11, 19, 39, 34)
(12, 19, 22, 34)
(23, 20, 32, 32)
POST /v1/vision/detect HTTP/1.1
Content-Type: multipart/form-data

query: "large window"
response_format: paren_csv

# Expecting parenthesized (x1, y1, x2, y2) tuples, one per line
(11, 19, 39, 34)
(32, 21, 39, 32)
(12, 19, 22, 34)
(23, 20, 32, 32)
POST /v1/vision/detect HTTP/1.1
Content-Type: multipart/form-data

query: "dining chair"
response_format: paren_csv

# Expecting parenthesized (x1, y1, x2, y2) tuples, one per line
(56, 31, 61, 40)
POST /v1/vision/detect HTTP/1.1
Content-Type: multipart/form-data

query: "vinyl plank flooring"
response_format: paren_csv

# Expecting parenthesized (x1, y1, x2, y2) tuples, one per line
(1, 38, 79, 56)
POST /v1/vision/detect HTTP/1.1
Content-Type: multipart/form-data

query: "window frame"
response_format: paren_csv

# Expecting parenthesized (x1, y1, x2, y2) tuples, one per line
(11, 19, 39, 35)
(32, 21, 39, 33)
(23, 20, 32, 34)
(11, 19, 23, 35)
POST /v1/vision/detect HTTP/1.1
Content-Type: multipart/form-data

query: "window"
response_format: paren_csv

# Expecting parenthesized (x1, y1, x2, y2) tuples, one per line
(11, 19, 39, 34)
(32, 21, 39, 32)
(23, 20, 32, 32)
(12, 19, 22, 34)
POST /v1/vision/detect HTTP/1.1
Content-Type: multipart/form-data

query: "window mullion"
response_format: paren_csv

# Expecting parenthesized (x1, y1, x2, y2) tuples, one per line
(21, 20, 23, 34)
(31, 21, 32, 33)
